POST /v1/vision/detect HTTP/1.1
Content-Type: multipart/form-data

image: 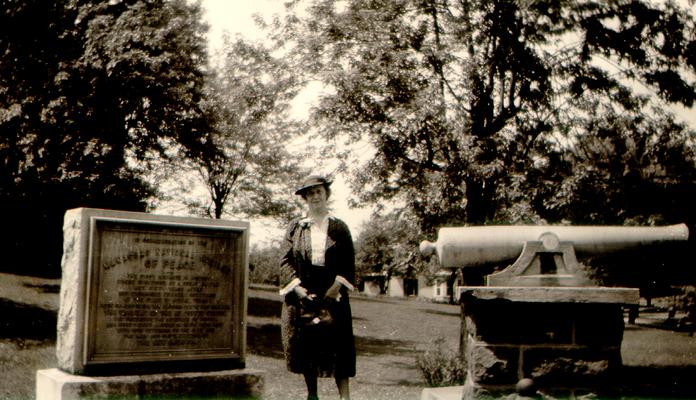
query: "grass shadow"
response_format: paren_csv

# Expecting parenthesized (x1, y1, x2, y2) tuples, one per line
(22, 282, 60, 294)
(0, 299, 56, 340)
(246, 323, 284, 359)
(393, 379, 428, 387)
(632, 320, 696, 335)
(355, 335, 416, 357)
(423, 309, 460, 317)
(608, 365, 696, 398)
(247, 296, 282, 318)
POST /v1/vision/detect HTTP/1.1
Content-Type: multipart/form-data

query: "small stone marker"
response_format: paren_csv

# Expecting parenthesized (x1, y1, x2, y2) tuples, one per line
(37, 208, 263, 399)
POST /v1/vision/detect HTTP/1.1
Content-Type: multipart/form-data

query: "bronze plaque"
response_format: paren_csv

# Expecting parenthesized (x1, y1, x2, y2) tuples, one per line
(83, 216, 248, 371)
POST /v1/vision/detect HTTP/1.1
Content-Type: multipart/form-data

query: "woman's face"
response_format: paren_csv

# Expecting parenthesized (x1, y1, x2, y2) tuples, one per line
(303, 185, 328, 212)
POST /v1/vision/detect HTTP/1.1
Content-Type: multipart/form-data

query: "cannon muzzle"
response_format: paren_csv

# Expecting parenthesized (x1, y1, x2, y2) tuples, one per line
(420, 224, 689, 269)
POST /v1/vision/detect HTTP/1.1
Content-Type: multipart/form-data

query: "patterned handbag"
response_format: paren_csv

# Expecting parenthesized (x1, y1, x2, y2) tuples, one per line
(299, 295, 334, 329)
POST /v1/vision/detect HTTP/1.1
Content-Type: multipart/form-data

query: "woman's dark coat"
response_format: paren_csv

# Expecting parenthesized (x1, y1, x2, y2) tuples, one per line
(279, 216, 356, 378)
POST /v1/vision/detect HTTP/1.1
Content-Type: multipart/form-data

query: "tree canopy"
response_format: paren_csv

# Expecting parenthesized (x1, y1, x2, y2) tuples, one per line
(270, 0, 696, 235)
(0, 0, 209, 275)
(354, 209, 431, 281)
(172, 37, 308, 221)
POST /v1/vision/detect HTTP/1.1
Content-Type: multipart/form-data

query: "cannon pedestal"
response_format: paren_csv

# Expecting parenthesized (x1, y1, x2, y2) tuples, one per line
(458, 286, 638, 399)
(419, 224, 687, 399)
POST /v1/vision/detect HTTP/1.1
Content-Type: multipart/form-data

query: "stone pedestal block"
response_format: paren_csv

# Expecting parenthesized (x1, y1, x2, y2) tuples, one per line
(458, 286, 638, 398)
(36, 368, 264, 400)
(57, 208, 250, 375)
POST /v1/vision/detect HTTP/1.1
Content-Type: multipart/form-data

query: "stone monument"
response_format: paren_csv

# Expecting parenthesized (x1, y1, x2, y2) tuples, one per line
(420, 224, 689, 399)
(36, 208, 264, 399)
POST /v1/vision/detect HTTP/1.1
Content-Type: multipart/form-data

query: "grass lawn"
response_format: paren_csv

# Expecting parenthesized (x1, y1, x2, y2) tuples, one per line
(2, 272, 696, 399)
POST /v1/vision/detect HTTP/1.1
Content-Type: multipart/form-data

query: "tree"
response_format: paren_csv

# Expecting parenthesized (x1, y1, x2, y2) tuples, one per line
(0, 0, 209, 276)
(173, 37, 308, 221)
(248, 243, 285, 285)
(269, 0, 696, 234)
(530, 99, 696, 291)
(354, 210, 431, 282)
(533, 104, 696, 226)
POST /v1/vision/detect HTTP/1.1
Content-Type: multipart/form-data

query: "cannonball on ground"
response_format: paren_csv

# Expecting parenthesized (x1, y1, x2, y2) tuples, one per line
(516, 378, 537, 397)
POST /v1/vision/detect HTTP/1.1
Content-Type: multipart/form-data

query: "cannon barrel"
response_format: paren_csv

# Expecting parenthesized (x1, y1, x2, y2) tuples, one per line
(420, 224, 689, 269)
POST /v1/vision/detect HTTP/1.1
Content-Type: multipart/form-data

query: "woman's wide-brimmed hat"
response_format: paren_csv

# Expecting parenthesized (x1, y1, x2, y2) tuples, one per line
(294, 174, 333, 195)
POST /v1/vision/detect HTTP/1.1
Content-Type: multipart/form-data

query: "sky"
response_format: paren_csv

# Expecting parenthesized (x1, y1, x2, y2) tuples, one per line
(202, 0, 280, 46)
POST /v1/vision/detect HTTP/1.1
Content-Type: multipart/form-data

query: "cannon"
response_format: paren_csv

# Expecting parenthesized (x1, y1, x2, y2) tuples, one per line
(420, 224, 689, 287)
(420, 224, 690, 396)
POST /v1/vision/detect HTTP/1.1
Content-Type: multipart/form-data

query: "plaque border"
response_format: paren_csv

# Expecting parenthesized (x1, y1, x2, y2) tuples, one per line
(80, 214, 249, 374)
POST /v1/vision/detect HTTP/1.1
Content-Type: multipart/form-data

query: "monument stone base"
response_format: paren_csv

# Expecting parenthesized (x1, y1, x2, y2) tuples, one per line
(36, 368, 264, 400)
(458, 286, 639, 399)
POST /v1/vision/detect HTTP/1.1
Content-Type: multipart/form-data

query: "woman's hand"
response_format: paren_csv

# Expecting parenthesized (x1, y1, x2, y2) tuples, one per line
(324, 281, 342, 301)
(294, 285, 310, 299)
(295, 286, 317, 308)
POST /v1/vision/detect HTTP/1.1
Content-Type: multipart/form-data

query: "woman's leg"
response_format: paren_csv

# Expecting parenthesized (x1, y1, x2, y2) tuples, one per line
(304, 372, 318, 400)
(335, 376, 350, 400)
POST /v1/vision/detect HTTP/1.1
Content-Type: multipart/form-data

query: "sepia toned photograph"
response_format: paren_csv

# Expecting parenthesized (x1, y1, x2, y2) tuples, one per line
(1, 1, 695, 399)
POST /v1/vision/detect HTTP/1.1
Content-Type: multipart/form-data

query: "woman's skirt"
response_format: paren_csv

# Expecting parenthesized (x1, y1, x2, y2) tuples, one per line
(281, 291, 356, 378)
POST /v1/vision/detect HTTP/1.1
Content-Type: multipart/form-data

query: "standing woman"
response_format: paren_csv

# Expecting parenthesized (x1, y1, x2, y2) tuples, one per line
(279, 175, 356, 400)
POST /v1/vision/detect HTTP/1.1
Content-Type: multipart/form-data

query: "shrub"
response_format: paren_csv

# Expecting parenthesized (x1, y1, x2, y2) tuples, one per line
(417, 337, 466, 387)
(677, 286, 696, 324)
(248, 245, 282, 285)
